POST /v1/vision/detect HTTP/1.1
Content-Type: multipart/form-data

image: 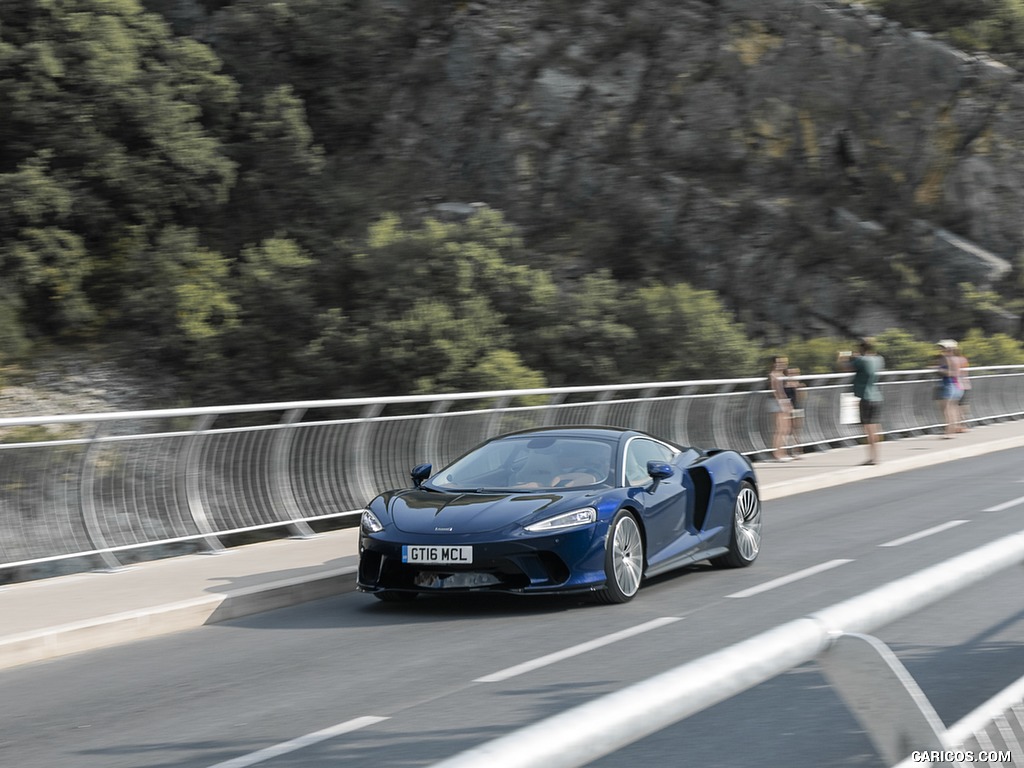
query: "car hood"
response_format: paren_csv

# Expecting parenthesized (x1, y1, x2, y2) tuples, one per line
(387, 489, 590, 535)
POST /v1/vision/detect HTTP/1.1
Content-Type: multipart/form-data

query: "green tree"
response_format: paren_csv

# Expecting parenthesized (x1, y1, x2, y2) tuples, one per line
(871, 328, 940, 370)
(345, 210, 555, 316)
(0, 153, 94, 337)
(302, 299, 528, 398)
(530, 271, 639, 386)
(343, 209, 557, 345)
(214, 237, 318, 400)
(0, 291, 30, 363)
(302, 209, 553, 397)
(119, 226, 238, 365)
(783, 327, 1024, 374)
(959, 328, 1024, 365)
(362, 298, 523, 395)
(621, 283, 761, 381)
(208, 0, 445, 246)
(210, 0, 407, 154)
(461, 349, 548, 394)
(0, 0, 237, 339)
(776, 336, 851, 375)
(211, 84, 329, 256)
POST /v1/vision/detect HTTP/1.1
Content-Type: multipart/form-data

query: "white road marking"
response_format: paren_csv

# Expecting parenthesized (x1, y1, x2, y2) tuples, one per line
(984, 494, 1024, 512)
(475, 616, 683, 683)
(725, 559, 854, 599)
(879, 520, 969, 548)
(205, 716, 388, 768)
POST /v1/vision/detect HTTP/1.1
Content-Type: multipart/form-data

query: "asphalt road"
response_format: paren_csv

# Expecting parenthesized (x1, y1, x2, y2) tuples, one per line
(2, 448, 1023, 768)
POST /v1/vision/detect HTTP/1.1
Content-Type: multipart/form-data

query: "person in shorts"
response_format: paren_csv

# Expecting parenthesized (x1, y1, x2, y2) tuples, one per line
(935, 339, 964, 437)
(839, 337, 885, 465)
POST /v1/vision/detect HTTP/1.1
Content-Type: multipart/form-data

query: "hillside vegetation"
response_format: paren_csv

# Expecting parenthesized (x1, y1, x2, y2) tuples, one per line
(2, 0, 1023, 407)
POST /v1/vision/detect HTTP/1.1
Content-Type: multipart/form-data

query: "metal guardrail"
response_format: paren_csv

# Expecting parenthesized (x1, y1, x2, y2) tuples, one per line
(933, 675, 1024, 767)
(891, 671, 1024, 768)
(1, 367, 1023, 571)
(429, 528, 1024, 768)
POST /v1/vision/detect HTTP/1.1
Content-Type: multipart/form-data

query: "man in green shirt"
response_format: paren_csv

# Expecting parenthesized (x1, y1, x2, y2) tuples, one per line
(839, 337, 885, 465)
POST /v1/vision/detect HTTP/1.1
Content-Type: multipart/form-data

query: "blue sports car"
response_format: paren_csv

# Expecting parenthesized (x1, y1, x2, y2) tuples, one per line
(357, 426, 761, 603)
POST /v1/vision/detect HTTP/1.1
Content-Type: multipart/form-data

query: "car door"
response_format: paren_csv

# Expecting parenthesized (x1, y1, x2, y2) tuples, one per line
(623, 437, 702, 569)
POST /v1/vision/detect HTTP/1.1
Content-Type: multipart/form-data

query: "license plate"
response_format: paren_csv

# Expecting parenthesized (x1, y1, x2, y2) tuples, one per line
(402, 545, 473, 565)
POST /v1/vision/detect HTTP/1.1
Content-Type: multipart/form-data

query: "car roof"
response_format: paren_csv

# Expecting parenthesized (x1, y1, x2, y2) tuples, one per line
(493, 425, 647, 442)
(490, 426, 696, 455)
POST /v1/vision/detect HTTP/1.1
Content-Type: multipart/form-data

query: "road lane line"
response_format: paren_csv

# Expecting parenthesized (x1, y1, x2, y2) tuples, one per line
(985, 494, 1024, 512)
(205, 715, 388, 768)
(725, 559, 853, 599)
(475, 616, 682, 683)
(879, 520, 969, 548)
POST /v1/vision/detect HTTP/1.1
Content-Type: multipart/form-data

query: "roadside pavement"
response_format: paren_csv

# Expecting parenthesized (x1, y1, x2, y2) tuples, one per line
(755, 418, 1024, 500)
(2, 418, 1023, 672)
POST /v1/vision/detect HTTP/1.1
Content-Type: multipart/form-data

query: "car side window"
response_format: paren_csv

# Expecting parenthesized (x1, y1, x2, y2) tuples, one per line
(624, 439, 676, 486)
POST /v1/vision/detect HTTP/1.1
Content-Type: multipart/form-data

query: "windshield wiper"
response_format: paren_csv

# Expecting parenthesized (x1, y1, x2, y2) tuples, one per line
(426, 486, 534, 494)
(473, 487, 533, 494)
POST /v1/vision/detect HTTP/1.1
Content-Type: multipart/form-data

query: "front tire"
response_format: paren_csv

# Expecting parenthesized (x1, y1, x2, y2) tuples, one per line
(714, 480, 761, 568)
(594, 510, 644, 604)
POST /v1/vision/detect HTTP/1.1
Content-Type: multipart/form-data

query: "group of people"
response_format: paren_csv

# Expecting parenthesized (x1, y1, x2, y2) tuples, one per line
(768, 336, 971, 466)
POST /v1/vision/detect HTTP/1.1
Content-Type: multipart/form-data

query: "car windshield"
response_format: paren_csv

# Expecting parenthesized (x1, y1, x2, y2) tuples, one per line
(430, 435, 615, 491)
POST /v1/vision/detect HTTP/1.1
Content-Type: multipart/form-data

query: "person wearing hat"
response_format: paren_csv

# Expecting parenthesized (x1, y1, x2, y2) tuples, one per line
(935, 339, 964, 437)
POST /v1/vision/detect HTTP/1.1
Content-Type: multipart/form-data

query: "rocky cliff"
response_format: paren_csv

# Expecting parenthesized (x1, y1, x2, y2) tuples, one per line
(150, 0, 1024, 341)
(372, 0, 1023, 339)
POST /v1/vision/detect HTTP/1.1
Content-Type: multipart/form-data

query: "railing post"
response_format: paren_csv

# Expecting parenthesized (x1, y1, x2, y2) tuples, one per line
(352, 402, 386, 506)
(711, 381, 737, 452)
(181, 413, 226, 553)
(484, 396, 511, 438)
(542, 392, 567, 427)
(633, 388, 657, 434)
(817, 632, 947, 765)
(589, 389, 616, 427)
(423, 399, 453, 466)
(80, 424, 124, 571)
(272, 408, 315, 539)
(671, 385, 699, 447)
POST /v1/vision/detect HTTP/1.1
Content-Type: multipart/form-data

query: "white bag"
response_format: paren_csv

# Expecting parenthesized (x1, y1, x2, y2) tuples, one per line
(839, 393, 860, 425)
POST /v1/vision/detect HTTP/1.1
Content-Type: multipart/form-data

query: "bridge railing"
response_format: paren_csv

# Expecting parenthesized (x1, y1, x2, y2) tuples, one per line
(923, 674, 1024, 767)
(1, 367, 1022, 572)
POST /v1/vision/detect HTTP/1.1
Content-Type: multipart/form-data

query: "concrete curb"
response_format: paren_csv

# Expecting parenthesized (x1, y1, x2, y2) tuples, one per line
(0, 566, 357, 671)
(760, 433, 1024, 501)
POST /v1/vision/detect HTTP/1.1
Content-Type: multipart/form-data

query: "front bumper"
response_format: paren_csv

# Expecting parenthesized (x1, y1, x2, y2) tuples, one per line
(357, 526, 607, 596)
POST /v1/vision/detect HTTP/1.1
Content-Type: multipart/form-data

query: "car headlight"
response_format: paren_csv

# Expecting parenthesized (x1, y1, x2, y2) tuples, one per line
(360, 509, 384, 534)
(524, 507, 597, 532)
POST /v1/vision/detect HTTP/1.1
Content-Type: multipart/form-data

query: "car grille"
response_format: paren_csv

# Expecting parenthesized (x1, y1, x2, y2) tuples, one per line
(359, 550, 571, 591)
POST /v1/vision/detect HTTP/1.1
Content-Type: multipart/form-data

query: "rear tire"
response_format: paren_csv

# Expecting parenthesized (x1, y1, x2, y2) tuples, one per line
(594, 510, 644, 604)
(714, 480, 761, 568)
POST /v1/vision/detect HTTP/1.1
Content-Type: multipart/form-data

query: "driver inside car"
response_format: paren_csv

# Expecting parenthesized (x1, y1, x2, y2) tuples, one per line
(512, 440, 610, 488)
(551, 442, 609, 487)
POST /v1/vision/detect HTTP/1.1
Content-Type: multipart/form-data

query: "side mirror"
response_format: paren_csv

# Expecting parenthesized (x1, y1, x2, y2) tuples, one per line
(646, 461, 674, 492)
(411, 463, 432, 488)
